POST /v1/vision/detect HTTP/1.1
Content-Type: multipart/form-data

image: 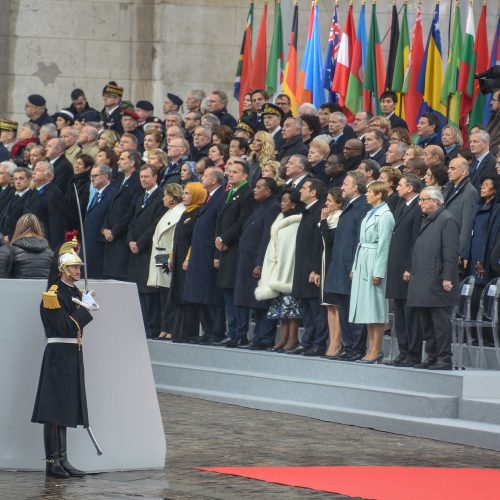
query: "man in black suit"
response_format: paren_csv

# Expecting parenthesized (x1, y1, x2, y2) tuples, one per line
(364, 129, 386, 166)
(416, 113, 442, 149)
(342, 138, 365, 171)
(469, 131, 498, 191)
(0, 167, 32, 242)
(46, 138, 74, 195)
(214, 158, 255, 347)
(277, 117, 308, 161)
(288, 179, 328, 357)
(127, 164, 166, 338)
(0, 161, 15, 215)
(83, 165, 116, 278)
(385, 174, 423, 367)
(357, 159, 380, 186)
(24, 161, 66, 249)
(385, 141, 407, 171)
(328, 112, 349, 155)
(282, 154, 310, 191)
(380, 90, 408, 130)
(102, 149, 144, 280)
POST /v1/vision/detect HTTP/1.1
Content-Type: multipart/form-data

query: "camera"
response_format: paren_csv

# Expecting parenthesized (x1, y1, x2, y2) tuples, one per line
(475, 65, 500, 94)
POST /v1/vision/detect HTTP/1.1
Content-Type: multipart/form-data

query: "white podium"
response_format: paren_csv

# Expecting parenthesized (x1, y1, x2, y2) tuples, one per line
(0, 279, 166, 472)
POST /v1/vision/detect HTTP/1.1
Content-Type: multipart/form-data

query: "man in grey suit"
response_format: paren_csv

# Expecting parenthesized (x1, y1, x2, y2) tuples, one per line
(407, 187, 460, 370)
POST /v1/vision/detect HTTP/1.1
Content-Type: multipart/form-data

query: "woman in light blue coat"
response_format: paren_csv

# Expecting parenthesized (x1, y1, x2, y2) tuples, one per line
(349, 181, 395, 363)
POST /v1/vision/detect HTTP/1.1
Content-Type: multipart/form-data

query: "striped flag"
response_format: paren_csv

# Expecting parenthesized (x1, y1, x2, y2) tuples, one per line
(458, 4, 475, 130)
(296, 1, 314, 105)
(391, 2, 409, 119)
(234, 2, 254, 114)
(332, 3, 356, 118)
(483, 16, 500, 125)
(385, 3, 399, 92)
(322, 1, 341, 103)
(282, 1, 298, 115)
(266, 0, 284, 99)
(248, 1, 267, 92)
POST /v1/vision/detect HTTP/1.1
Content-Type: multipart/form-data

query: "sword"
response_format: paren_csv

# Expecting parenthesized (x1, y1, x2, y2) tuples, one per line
(73, 182, 89, 291)
(86, 427, 103, 455)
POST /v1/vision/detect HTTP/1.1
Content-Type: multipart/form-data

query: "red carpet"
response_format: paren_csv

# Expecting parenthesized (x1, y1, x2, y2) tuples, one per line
(200, 466, 500, 499)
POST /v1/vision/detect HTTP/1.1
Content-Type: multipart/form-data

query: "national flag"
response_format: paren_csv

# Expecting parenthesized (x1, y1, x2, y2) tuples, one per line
(304, 1, 326, 108)
(391, 2, 409, 119)
(266, 0, 284, 99)
(332, 3, 356, 118)
(234, 2, 254, 114)
(296, 1, 314, 105)
(322, 2, 341, 103)
(416, 2, 446, 128)
(483, 16, 500, 125)
(402, 2, 424, 134)
(469, 4, 489, 129)
(440, 2, 462, 128)
(385, 3, 399, 92)
(247, 1, 267, 92)
(345, 3, 367, 116)
(458, 4, 475, 129)
(363, 1, 386, 115)
(282, 1, 298, 115)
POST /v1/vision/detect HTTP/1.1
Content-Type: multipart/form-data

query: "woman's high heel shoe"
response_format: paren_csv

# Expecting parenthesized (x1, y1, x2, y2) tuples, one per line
(356, 352, 384, 364)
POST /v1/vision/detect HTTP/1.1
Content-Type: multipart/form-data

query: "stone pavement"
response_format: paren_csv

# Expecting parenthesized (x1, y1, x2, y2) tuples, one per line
(1, 392, 499, 499)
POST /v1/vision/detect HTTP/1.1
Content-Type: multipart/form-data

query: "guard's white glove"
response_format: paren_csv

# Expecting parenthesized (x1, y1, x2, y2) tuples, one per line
(72, 291, 99, 311)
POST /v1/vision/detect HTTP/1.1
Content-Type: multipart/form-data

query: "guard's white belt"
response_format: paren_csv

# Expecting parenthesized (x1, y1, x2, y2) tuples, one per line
(47, 338, 78, 344)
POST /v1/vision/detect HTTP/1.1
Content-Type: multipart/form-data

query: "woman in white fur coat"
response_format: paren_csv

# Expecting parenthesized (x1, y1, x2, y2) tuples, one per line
(255, 189, 303, 352)
(147, 183, 185, 339)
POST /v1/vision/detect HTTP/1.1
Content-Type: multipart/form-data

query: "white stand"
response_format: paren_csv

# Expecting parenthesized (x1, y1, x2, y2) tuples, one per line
(0, 279, 166, 472)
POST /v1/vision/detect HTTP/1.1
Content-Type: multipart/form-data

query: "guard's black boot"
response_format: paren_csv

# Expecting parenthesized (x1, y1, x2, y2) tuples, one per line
(44, 423, 70, 478)
(58, 426, 86, 477)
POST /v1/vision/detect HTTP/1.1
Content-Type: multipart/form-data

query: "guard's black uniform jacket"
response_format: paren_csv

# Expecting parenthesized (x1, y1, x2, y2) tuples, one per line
(32, 279, 93, 428)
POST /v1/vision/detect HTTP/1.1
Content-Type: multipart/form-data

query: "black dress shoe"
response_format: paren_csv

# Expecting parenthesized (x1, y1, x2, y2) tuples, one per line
(414, 358, 437, 369)
(336, 350, 354, 360)
(346, 352, 364, 362)
(286, 345, 306, 355)
(427, 360, 453, 371)
(224, 339, 240, 348)
(395, 358, 416, 367)
(196, 335, 210, 344)
(384, 354, 407, 366)
(303, 346, 326, 357)
(212, 337, 233, 346)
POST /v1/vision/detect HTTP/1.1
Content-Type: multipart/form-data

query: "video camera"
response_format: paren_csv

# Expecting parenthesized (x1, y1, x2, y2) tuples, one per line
(475, 65, 500, 94)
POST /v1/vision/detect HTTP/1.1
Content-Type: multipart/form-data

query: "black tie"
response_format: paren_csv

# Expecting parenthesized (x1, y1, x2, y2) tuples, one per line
(470, 159, 479, 176)
(143, 192, 150, 205)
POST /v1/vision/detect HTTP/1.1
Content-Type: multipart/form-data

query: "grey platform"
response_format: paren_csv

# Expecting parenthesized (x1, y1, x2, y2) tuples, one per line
(149, 340, 500, 452)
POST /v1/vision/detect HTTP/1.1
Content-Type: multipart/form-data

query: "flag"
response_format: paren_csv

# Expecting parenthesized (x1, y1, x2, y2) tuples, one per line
(469, 4, 489, 129)
(332, 3, 356, 118)
(402, 2, 424, 134)
(234, 2, 254, 114)
(266, 0, 284, 99)
(282, 1, 298, 115)
(458, 4, 475, 129)
(391, 2, 409, 119)
(416, 2, 446, 127)
(440, 2, 462, 128)
(385, 3, 399, 91)
(296, 1, 314, 105)
(345, 3, 367, 116)
(305, 1, 326, 108)
(483, 16, 500, 125)
(322, 2, 341, 103)
(248, 1, 267, 92)
(363, 1, 386, 115)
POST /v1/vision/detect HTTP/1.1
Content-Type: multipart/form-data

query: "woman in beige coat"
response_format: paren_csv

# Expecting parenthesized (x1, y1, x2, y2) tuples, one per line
(147, 183, 185, 339)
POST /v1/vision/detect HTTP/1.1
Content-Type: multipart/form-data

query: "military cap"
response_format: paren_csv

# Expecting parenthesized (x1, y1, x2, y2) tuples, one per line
(136, 100, 154, 112)
(262, 103, 284, 120)
(53, 109, 75, 124)
(166, 93, 183, 107)
(102, 82, 124, 97)
(236, 117, 256, 136)
(122, 108, 140, 120)
(0, 118, 18, 132)
(28, 94, 46, 107)
(145, 116, 163, 125)
(77, 110, 101, 123)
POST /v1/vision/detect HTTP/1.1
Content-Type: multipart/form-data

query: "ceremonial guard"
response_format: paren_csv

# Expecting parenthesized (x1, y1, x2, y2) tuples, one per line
(31, 238, 99, 478)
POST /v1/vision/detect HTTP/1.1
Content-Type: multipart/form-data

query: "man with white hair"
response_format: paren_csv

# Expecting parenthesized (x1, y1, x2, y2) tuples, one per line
(406, 186, 460, 370)
(328, 111, 348, 155)
(385, 141, 407, 171)
(45, 138, 74, 194)
(207, 90, 237, 130)
(277, 117, 308, 161)
(24, 161, 66, 249)
(77, 125, 99, 159)
(468, 130, 497, 191)
(191, 125, 212, 162)
(185, 89, 205, 113)
(60, 126, 81, 167)
(297, 102, 317, 117)
(0, 161, 15, 214)
(39, 123, 58, 147)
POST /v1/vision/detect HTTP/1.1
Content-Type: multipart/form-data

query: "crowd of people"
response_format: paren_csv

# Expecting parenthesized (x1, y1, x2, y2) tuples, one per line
(0, 82, 499, 370)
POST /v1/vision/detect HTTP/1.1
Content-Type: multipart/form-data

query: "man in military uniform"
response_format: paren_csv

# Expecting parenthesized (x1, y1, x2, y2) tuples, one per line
(101, 82, 125, 134)
(32, 238, 99, 478)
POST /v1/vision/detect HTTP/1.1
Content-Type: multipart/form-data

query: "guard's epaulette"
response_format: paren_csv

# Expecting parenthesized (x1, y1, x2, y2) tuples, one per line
(42, 285, 61, 309)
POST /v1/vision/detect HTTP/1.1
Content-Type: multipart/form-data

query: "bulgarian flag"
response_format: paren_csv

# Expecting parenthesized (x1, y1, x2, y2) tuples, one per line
(458, 4, 475, 130)
(234, 2, 254, 114)
(247, 1, 267, 92)
(265, 0, 284, 99)
(282, 1, 298, 115)
(332, 2, 356, 119)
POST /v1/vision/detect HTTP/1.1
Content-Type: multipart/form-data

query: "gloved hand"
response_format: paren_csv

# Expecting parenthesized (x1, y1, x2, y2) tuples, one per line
(82, 290, 99, 311)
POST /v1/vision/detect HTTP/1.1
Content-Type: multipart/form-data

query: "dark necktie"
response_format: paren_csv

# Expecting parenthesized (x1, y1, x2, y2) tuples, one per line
(143, 192, 150, 206)
(470, 159, 479, 176)
(89, 193, 101, 210)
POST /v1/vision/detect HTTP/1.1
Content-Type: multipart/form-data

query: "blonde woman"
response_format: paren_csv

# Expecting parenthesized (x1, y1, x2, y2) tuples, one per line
(98, 129, 120, 150)
(261, 160, 285, 186)
(248, 131, 276, 186)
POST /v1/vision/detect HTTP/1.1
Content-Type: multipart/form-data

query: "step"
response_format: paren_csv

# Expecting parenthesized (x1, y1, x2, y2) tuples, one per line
(459, 398, 500, 426)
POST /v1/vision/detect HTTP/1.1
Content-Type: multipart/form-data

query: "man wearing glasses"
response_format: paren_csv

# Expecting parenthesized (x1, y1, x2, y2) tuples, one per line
(406, 186, 459, 370)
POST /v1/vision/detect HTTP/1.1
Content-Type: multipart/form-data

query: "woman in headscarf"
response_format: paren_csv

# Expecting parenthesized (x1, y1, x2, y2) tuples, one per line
(168, 182, 207, 342)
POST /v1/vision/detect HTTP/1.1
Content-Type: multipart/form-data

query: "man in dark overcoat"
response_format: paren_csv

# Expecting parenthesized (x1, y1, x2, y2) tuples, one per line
(213, 158, 255, 347)
(324, 171, 370, 361)
(184, 167, 227, 343)
(127, 164, 166, 338)
(277, 117, 309, 161)
(407, 186, 460, 370)
(385, 174, 423, 367)
(235, 178, 281, 349)
(288, 178, 328, 357)
(83, 165, 116, 279)
(102, 150, 143, 280)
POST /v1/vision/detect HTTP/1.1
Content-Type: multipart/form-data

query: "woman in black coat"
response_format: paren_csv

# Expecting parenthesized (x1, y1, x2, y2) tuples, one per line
(168, 182, 207, 342)
(66, 153, 93, 232)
